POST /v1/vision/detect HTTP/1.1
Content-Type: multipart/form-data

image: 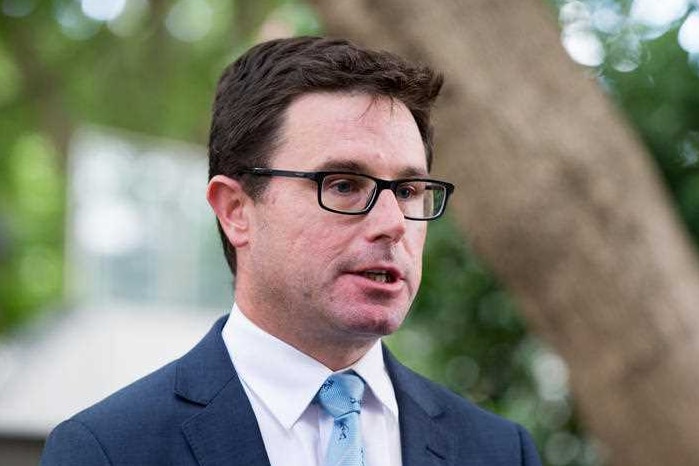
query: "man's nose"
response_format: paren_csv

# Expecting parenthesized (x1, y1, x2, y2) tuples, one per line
(364, 189, 407, 242)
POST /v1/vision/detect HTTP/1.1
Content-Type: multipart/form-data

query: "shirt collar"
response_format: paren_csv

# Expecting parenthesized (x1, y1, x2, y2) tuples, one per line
(222, 304, 398, 429)
(351, 340, 399, 420)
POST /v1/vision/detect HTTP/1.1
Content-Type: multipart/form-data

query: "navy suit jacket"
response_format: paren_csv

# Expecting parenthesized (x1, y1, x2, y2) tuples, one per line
(41, 316, 541, 465)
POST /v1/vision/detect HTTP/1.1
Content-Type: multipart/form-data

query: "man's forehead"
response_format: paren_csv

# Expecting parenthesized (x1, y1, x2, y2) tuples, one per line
(275, 92, 428, 174)
(313, 158, 429, 178)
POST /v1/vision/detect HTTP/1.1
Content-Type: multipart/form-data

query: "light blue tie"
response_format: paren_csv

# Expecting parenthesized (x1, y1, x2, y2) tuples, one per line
(316, 372, 366, 466)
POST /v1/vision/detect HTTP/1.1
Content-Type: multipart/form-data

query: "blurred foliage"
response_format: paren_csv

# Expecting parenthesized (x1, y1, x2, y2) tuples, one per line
(552, 0, 699, 245)
(0, 0, 318, 330)
(389, 218, 597, 465)
(1, 1, 699, 466)
(391, 2, 699, 465)
(604, 32, 699, 240)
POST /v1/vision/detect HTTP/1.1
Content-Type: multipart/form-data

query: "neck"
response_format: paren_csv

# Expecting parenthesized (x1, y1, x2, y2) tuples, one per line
(234, 300, 378, 371)
(296, 338, 377, 371)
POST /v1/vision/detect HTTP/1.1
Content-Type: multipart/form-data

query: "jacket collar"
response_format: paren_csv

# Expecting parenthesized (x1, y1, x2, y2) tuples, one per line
(176, 315, 271, 466)
(384, 345, 453, 466)
(174, 316, 453, 466)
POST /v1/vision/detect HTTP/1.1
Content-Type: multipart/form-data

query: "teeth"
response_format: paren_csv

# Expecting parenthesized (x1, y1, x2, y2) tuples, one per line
(363, 271, 390, 283)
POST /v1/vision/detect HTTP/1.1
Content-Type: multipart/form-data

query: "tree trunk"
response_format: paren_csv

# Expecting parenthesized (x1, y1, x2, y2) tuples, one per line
(309, 0, 699, 465)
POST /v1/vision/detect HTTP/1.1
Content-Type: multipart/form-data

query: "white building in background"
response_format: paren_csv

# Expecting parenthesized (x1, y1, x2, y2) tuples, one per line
(0, 127, 231, 465)
(66, 126, 231, 308)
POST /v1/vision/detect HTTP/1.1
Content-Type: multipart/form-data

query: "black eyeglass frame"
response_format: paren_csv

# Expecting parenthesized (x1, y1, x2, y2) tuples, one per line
(236, 167, 455, 221)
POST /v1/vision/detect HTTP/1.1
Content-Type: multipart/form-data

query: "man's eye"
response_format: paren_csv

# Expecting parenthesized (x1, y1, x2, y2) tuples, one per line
(328, 179, 359, 194)
(396, 183, 421, 200)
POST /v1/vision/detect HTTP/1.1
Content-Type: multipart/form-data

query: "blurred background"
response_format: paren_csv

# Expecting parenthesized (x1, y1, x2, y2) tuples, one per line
(0, 0, 698, 465)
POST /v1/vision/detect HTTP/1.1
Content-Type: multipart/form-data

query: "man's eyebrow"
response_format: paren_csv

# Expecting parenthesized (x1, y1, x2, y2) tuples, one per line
(397, 166, 430, 178)
(314, 160, 429, 178)
(315, 160, 366, 173)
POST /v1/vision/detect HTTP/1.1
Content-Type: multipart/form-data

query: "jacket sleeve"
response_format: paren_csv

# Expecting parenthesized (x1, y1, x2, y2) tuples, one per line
(40, 419, 111, 466)
(518, 424, 543, 466)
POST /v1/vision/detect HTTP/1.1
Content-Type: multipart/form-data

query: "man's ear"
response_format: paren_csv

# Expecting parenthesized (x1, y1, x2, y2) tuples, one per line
(207, 175, 251, 248)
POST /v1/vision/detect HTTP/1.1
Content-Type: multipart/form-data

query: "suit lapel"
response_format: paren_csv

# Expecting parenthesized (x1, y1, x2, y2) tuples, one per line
(384, 347, 453, 466)
(176, 316, 271, 466)
(172, 318, 455, 466)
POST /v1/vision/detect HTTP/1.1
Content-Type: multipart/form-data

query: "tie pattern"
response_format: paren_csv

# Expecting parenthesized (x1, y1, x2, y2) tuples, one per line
(316, 372, 366, 466)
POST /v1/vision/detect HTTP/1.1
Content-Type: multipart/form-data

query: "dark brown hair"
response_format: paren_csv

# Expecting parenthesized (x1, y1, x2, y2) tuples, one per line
(208, 36, 443, 274)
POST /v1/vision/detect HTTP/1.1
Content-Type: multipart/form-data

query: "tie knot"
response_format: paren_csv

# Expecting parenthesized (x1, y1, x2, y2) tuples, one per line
(316, 372, 365, 419)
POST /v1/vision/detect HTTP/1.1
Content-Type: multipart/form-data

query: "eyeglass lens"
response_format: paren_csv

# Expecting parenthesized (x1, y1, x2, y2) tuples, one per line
(320, 174, 446, 219)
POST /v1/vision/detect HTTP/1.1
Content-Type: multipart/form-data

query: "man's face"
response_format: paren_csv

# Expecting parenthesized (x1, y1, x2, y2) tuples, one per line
(237, 92, 428, 356)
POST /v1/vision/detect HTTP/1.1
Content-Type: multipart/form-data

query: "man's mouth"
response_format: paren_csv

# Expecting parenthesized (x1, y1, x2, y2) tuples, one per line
(358, 270, 397, 284)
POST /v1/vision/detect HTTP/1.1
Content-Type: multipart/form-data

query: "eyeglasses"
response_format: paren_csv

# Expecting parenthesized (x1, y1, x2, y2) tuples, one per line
(237, 168, 455, 221)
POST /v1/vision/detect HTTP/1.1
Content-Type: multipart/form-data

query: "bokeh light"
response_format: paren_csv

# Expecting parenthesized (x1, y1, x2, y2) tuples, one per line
(165, 0, 213, 42)
(630, 0, 689, 30)
(560, 2, 606, 66)
(679, 11, 699, 54)
(562, 27, 605, 66)
(81, 0, 126, 22)
(54, 0, 101, 40)
(107, 0, 150, 37)
(559, 0, 698, 70)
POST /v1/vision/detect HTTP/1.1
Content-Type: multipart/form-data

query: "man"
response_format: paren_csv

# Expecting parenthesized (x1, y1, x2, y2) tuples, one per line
(41, 36, 541, 465)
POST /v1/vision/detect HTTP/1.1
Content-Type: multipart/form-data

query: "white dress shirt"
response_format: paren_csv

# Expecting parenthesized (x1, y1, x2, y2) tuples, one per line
(221, 304, 402, 466)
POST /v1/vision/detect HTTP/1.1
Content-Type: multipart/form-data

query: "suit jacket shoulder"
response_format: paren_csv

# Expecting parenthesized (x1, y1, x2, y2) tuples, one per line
(41, 315, 540, 466)
(41, 359, 191, 465)
(384, 347, 541, 466)
(41, 316, 270, 466)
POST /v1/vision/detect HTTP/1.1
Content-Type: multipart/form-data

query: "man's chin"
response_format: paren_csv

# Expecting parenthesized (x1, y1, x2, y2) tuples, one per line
(340, 310, 407, 339)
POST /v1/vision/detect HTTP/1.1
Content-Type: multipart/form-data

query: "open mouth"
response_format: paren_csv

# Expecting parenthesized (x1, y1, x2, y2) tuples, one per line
(359, 270, 396, 284)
